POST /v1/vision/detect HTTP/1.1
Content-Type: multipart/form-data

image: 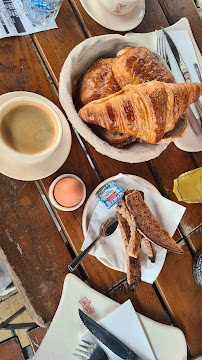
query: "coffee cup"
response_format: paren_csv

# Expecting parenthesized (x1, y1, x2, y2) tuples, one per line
(0, 96, 62, 163)
(98, 0, 139, 15)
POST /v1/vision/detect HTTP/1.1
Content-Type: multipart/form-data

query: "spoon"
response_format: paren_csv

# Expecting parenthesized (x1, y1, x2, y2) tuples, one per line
(68, 218, 118, 272)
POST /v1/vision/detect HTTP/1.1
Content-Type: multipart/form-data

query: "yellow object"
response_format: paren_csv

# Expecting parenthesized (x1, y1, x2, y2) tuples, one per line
(173, 167, 202, 203)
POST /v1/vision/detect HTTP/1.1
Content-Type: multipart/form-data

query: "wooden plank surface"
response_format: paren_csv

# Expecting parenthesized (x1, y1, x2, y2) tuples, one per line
(193, 152, 202, 167)
(0, 0, 201, 356)
(27, 327, 47, 354)
(151, 143, 202, 235)
(0, 337, 25, 360)
(32, 1, 86, 87)
(0, 34, 98, 326)
(30, 0, 202, 355)
(0, 176, 72, 327)
(186, 226, 202, 253)
(155, 244, 202, 357)
(108, 280, 170, 325)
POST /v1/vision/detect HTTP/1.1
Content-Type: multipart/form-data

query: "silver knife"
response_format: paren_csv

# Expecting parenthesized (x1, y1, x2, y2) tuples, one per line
(79, 309, 142, 360)
(161, 27, 202, 127)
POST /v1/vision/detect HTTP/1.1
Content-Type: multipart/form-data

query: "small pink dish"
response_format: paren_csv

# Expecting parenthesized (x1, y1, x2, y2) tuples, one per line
(49, 174, 86, 211)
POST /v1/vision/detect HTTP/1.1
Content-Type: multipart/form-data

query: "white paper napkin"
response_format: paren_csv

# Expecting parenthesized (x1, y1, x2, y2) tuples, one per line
(81, 299, 156, 360)
(81, 174, 185, 284)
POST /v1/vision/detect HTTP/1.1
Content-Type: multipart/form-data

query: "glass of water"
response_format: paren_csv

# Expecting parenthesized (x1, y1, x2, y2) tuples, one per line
(22, 0, 63, 26)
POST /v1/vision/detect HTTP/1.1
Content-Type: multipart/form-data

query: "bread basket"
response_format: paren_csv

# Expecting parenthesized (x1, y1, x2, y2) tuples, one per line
(59, 34, 185, 163)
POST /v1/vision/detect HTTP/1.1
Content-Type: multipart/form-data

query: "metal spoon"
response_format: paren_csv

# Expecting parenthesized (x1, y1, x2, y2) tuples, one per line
(68, 218, 118, 272)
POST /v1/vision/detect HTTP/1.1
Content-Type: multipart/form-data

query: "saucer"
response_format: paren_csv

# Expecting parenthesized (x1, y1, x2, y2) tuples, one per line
(79, 0, 145, 32)
(174, 125, 202, 152)
(0, 92, 72, 181)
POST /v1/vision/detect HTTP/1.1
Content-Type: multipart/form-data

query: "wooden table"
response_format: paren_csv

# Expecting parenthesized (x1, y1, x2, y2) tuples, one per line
(0, 0, 201, 359)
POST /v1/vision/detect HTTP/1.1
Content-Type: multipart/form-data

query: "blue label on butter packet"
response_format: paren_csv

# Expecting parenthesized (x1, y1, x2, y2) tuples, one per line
(96, 180, 124, 209)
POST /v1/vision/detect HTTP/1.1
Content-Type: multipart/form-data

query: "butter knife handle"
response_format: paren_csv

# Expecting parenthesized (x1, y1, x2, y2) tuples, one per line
(186, 107, 201, 135)
(194, 100, 202, 122)
(180, 59, 191, 82)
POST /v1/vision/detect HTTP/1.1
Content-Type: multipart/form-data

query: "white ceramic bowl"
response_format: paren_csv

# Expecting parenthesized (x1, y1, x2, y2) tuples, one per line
(48, 174, 86, 211)
(0, 96, 63, 163)
(59, 34, 171, 164)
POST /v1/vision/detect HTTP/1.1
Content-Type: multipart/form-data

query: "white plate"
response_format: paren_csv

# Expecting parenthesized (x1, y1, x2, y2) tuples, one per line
(0, 92, 72, 181)
(79, 0, 145, 32)
(82, 174, 160, 270)
(33, 273, 187, 360)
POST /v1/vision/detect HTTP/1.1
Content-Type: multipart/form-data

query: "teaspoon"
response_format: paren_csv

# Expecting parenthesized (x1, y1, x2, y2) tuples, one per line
(68, 218, 118, 272)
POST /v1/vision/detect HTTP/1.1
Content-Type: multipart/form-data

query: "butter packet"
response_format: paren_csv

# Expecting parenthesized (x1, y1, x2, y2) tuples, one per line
(173, 167, 202, 203)
(96, 180, 124, 209)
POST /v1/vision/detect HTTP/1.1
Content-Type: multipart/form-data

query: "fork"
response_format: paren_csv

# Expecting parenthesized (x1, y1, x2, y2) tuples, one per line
(156, 30, 201, 134)
(156, 31, 170, 69)
(73, 340, 108, 359)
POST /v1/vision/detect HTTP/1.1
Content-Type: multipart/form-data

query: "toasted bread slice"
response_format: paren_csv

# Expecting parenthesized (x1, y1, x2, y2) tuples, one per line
(142, 238, 155, 263)
(92, 126, 136, 148)
(117, 213, 130, 250)
(117, 194, 141, 258)
(125, 190, 183, 254)
(127, 256, 141, 286)
(117, 212, 141, 285)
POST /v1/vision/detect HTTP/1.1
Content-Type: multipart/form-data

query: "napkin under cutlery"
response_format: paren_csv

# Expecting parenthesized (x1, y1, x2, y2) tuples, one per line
(81, 299, 156, 360)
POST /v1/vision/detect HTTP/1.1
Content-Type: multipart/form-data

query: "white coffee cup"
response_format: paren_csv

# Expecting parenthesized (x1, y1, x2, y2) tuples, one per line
(98, 0, 139, 15)
(0, 96, 62, 163)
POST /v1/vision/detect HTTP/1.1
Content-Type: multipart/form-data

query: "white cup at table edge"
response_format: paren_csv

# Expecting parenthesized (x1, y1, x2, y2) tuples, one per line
(98, 0, 140, 15)
(0, 96, 63, 163)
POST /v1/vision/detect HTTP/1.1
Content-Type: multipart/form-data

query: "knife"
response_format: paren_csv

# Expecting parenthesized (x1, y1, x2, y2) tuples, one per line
(79, 309, 142, 360)
(161, 27, 202, 133)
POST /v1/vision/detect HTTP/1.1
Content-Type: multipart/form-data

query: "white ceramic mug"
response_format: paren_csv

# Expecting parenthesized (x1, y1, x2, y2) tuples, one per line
(0, 96, 62, 163)
(98, 0, 139, 15)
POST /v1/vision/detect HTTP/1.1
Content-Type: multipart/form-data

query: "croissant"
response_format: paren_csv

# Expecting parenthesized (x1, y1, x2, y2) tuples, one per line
(78, 81, 202, 144)
(77, 58, 120, 106)
(112, 46, 175, 88)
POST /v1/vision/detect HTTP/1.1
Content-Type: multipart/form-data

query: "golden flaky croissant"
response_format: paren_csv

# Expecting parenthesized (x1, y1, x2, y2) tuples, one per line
(112, 46, 175, 88)
(77, 58, 120, 106)
(79, 81, 202, 144)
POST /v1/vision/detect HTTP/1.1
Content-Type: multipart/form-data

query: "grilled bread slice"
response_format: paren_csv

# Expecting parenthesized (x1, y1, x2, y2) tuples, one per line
(125, 190, 183, 253)
(142, 238, 155, 263)
(117, 193, 141, 258)
(117, 212, 141, 285)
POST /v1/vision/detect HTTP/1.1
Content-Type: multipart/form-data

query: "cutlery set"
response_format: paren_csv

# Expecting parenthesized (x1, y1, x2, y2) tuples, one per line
(73, 309, 143, 360)
(156, 27, 202, 135)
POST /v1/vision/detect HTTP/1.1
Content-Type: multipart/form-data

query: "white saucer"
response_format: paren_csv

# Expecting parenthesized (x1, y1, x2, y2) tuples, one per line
(82, 174, 159, 270)
(0, 92, 72, 181)
(33, 274, 187, 360)
(79, 0, 145, 32)
(174, 125, 202, 152)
